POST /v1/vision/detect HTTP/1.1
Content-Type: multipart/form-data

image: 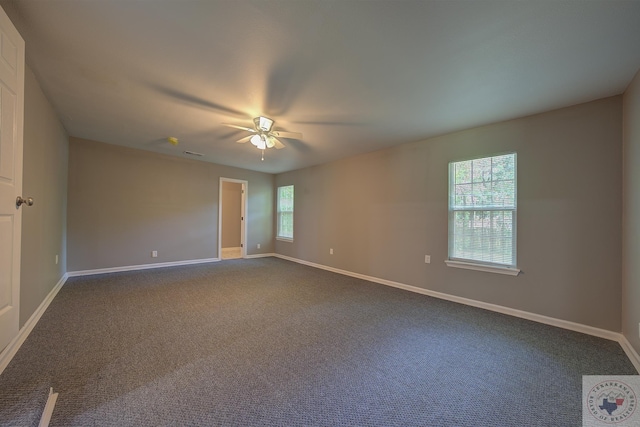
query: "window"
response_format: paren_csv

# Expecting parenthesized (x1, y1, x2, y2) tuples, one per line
(277, 185, 294, 240)
(447, 153, 517, 273)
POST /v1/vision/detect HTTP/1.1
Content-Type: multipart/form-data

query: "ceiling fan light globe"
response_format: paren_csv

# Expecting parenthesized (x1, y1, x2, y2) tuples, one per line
(250, 134, 262, 147)
(258, 134, 268, 150)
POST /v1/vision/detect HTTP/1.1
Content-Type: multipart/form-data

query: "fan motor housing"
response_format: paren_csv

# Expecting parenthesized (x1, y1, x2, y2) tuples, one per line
(254, 116, 274, 132)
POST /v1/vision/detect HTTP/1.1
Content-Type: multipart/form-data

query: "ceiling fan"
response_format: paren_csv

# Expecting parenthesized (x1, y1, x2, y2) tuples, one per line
(223, 116, 303, 160)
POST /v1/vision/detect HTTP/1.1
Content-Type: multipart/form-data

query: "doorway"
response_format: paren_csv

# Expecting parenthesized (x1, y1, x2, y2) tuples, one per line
(219, 178, 247, 260)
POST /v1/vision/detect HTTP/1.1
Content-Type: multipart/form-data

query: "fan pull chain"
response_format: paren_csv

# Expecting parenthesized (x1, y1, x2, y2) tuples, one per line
(261, 149, 265, 161)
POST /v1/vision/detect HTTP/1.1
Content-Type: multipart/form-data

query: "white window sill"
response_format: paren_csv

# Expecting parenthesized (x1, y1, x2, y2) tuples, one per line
(445, 260, 520, 276)
(276, 237, 293, 242)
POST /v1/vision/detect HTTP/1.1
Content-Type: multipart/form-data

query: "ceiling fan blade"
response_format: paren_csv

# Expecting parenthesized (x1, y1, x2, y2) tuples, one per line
(222, 123, 256, 132)
(236, 135, 253, 143)
(272, 137, 286, 149)
(148, 84, 250, 118)
(271, 130, 302, 140)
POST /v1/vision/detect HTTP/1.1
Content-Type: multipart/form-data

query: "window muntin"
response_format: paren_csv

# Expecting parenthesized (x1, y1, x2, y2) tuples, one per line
(277, 185, 294, 240)
(448, 153, 516, 267)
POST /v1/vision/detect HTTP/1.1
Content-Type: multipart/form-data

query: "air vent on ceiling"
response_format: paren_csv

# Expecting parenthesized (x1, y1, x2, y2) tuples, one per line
(183, 150, 204, 157)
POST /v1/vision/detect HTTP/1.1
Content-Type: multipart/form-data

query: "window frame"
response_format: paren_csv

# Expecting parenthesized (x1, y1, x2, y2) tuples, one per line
(445, 153, 520, 276)
(276, 185, 294, 242)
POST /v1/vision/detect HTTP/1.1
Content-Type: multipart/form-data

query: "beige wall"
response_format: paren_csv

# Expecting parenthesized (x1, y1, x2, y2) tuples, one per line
(221, 181, 242, 248)
(20, 66, 68, 327)
(67, 138, 273, 271)
(623, 69, 640, 353)
(276, 96, 623, 332)
(16, 47, 634, 339)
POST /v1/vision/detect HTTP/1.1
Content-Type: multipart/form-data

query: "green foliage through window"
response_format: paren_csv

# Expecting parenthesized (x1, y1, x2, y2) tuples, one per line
(448, 154, 516, 267)
(277, 185, 294, 239)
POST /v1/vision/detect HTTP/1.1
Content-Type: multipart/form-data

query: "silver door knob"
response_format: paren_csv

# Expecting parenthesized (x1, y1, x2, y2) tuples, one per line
(16, 196, 34, 208)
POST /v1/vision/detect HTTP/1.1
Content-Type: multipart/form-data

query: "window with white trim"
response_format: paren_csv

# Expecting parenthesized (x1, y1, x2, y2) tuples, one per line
(277, 185, 294, 240)
(448, 153, 517, 268)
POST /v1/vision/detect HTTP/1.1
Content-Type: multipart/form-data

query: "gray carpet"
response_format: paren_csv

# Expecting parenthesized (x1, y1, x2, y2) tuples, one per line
(0, 257, 636, 426)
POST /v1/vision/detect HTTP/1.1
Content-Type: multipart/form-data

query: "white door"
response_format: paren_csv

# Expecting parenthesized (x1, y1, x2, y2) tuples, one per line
(0, 6, 25, 351)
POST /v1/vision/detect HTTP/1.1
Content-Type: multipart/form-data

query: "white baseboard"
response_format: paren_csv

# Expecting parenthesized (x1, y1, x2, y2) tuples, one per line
(5, 255, 639, 378)
(618, 335, 640, 373)
(244, 252, 276, 259)
(67, 258, 220, 277)
(0, 273, 68, 376)
(274, 254, 636, 350)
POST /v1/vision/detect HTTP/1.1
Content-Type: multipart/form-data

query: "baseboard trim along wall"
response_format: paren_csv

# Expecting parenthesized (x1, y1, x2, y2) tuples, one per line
(274, 254, 640, 372)
(4, 255, 639, 376)
(0, 273, 68, 376)
(619, 337, 640, 373)
(244, 253, 277, 259)
(67, 258, 220, 277)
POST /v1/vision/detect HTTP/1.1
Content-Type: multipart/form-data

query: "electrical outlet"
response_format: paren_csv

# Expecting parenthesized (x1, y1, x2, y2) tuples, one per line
(151, 250, 158, 258)
(55, 254, 58, 265)
(257, 243, 261, 249)
(425, 255, 431, 264)
(330, 248, 333, 255)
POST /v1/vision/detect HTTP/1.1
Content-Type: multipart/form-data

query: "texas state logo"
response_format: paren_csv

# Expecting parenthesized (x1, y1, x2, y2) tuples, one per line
(583, 376, 640, 426)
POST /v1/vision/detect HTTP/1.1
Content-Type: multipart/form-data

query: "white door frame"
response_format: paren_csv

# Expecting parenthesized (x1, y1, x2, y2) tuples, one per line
(218, 178, 247, 259)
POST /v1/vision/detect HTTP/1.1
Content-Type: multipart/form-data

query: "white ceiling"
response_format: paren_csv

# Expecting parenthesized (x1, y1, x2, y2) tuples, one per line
(3, 0, 640, 174)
